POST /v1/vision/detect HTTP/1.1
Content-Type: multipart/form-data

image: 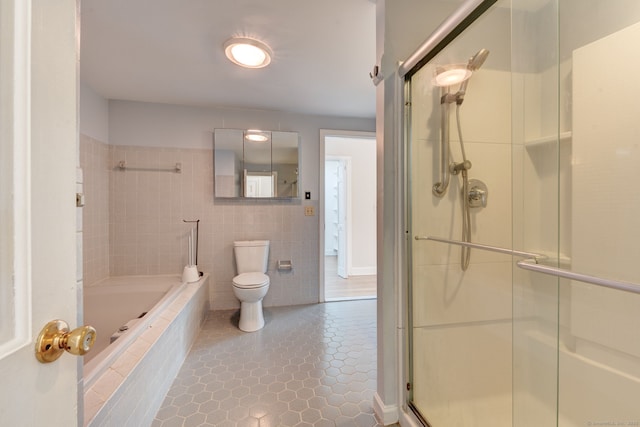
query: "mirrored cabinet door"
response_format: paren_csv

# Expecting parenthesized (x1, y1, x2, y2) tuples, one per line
(213, 128, 299, 199)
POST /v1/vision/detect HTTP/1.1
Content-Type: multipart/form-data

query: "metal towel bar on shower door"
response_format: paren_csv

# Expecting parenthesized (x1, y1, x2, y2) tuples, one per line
(415, 235, 543, 260)
(416, 235, 640, 295)
(516, 259, 640, 295)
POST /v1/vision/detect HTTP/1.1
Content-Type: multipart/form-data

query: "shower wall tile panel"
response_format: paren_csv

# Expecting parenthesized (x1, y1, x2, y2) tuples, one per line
(412, 140, 513, 266)
(81, 139, 319, 309)
(412, 323, 512, 427)
(412, 261, 512, 327)
(571, 23, 640, 360)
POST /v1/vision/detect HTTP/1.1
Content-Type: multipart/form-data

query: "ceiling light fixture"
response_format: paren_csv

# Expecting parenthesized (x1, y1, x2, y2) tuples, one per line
(224, 37, 272, 69)
(244, 130, 270, 143)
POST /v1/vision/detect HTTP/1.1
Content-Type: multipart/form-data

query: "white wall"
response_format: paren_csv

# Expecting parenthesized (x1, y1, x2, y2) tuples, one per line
(108, 100, 375, 201)
(79, 96, 374, 309)
(80, 81, 109, 143)
(326, 136, 376, 275)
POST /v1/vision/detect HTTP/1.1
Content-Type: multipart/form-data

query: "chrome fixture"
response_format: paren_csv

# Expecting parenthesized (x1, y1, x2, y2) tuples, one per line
(467, 178, 488, 208)
(431, 49, 490, 270)
(418, 235, 640, 296)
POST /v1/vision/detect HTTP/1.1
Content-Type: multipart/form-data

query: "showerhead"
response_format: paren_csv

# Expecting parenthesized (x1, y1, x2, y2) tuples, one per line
(457, 48, 490, 104)
(467, 48, 490, 71)
(432, 48, 490, 89)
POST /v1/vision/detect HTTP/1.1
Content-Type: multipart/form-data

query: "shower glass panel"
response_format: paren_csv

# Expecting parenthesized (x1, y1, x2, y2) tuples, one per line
(511, 1, 561, 426)
(406, 1, 518, 425)
(553, 1, 640, 425)
(406, 0, 640, 425)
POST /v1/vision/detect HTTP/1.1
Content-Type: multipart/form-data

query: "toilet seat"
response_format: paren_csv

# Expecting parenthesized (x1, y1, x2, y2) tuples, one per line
(233, 272, 269, 288)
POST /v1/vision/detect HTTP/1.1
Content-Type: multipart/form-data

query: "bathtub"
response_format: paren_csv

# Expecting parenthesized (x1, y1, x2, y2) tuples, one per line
(83, 275, 179, 366)
(83, 274, 209, 427)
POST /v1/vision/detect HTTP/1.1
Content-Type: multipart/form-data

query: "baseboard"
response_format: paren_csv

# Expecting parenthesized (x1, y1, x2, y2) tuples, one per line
(350, 266, 377, 276)
(373, 392, 399, 426)
(398, 407, 422, 427)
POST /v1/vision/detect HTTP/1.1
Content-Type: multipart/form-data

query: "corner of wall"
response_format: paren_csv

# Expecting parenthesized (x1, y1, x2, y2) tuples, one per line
(373, 392, 399, 425)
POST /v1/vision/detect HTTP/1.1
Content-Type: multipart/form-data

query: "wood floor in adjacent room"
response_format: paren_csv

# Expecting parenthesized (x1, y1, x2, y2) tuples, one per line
(324, 256, 376, 301)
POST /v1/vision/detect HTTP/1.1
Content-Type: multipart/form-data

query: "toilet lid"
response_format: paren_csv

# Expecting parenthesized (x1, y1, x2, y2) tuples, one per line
(233, 272, 269, 288)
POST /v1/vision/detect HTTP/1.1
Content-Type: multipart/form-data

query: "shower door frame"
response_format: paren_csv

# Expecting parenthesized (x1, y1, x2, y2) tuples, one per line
(397, 0, 499, 424)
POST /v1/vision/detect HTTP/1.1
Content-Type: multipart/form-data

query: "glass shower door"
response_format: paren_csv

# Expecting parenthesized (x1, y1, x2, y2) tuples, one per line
(406, 1, 518, 425)
(406, 0, 640, 426)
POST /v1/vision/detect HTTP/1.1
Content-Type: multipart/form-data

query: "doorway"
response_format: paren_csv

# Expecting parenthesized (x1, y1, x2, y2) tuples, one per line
(320, 130, 376, 301)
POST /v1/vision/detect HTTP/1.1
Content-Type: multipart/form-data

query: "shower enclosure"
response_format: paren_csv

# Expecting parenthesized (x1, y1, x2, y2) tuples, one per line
(402, 0, 640, 426)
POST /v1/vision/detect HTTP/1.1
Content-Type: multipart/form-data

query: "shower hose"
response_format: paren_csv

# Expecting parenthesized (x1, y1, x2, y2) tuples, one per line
(456, 104, 472, 271)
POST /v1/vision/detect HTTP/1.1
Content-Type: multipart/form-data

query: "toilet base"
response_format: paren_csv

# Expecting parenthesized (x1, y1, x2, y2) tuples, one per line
(238, 300, 265, 332)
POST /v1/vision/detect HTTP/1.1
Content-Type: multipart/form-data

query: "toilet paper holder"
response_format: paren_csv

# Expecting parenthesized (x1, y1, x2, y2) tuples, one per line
(277, 260, 293, 271)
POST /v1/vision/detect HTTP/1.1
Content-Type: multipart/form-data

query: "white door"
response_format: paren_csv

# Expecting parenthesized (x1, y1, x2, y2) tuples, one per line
(336, 161, 348, 279)
(0, 1, 81, 425)
(324, 161, 340, 255)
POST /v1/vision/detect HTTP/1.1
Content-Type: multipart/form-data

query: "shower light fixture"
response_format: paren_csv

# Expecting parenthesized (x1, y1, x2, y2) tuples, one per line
(224, 37, 272, 69)
(433, 64, 472, 87)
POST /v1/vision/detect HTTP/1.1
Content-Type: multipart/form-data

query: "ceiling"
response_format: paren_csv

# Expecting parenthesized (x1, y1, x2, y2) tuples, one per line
(80, 0, 377, 119)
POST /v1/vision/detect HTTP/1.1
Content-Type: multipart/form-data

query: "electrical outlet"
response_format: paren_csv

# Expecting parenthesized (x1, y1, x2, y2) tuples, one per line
(304, 206, 315, 216)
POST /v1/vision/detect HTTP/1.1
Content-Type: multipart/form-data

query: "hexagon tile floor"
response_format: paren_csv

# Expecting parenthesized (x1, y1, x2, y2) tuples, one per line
(152, 299, 391, 427)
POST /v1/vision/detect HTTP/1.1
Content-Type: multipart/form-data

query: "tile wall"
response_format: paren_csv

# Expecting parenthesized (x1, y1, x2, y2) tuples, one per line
(80, 138, 319, 310)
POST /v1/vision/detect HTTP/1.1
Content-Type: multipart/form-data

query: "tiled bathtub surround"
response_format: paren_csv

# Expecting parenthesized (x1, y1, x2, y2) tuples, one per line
(79, 138, 319, 309)
(152, 299, 384, 427)
(85, 275, 209, 426)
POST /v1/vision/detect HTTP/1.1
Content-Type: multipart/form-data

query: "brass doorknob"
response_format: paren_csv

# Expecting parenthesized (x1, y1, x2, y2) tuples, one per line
(35, 320, 97, 363)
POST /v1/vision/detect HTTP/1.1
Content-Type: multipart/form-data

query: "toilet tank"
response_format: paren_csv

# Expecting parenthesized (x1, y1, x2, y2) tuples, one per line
(233, 240, 270, 274)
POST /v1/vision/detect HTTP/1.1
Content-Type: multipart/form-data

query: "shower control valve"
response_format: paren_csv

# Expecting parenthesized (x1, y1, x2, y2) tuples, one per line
(467, 179, 488, 208)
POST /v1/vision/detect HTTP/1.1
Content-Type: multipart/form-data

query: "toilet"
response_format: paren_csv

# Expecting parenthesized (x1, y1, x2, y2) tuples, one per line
(232, 240, 270, 332)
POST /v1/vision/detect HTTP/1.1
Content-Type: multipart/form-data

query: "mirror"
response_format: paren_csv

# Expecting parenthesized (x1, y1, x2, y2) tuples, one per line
(214, 128, 299, 198)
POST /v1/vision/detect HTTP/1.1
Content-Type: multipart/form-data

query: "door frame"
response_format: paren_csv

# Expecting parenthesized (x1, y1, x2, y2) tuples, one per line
(319, 129, 375, 302)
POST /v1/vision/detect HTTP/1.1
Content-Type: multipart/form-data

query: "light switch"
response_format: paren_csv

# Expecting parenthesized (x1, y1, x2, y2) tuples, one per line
(304, 206, 315, 216)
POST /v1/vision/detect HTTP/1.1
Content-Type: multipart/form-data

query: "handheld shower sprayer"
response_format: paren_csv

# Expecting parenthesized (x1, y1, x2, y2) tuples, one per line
(432, 48, 490, 198)
(457, 48, 490, 104)
(431, 48, 490, 271)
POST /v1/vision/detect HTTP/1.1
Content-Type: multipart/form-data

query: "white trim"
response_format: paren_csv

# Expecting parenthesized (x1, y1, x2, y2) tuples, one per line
(396, 64, 411, 425)
(398, 406, 422, 427)
(373, 392, 399, 426)
(0, 0, 32, 359)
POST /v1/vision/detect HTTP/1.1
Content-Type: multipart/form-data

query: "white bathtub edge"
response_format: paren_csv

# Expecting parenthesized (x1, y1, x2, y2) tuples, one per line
(83, 279, 185, 389)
